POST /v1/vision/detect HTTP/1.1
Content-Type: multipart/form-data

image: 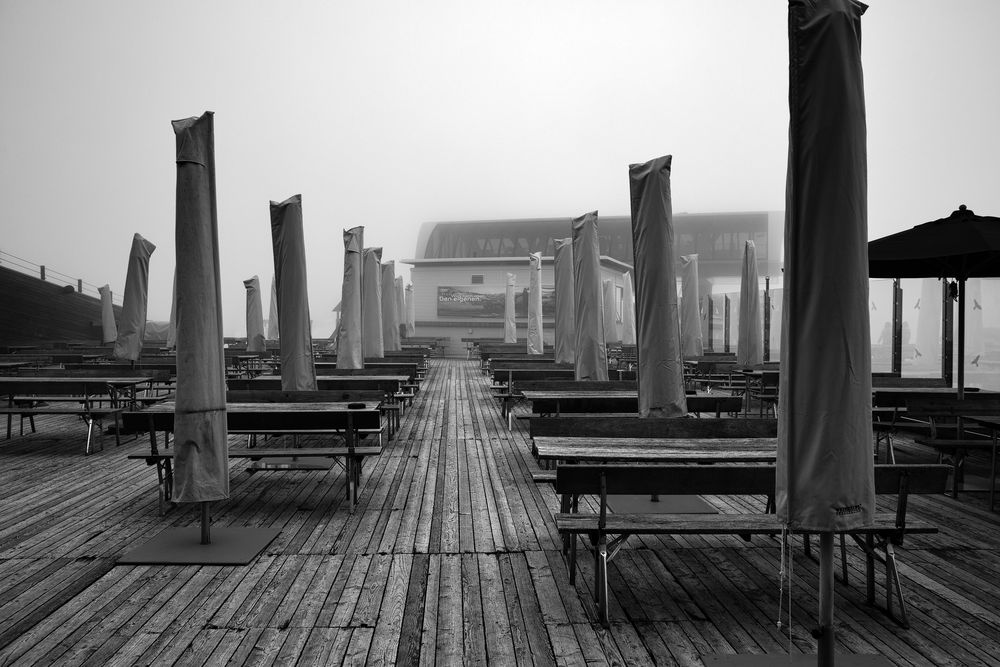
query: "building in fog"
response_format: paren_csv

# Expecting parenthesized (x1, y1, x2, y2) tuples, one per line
(403, 212, 783, 355)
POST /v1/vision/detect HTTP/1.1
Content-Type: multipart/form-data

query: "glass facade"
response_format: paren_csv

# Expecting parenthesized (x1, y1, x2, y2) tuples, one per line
(420, 212, 772, 268)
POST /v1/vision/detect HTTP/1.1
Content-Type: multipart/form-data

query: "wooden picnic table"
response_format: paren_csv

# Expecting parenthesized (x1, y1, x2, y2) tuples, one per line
(123, 400, 384, 511)
(0, 375, 157, 452)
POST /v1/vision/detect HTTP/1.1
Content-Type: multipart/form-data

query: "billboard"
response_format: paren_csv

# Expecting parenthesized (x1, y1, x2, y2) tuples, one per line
(437, 285, 555, 319)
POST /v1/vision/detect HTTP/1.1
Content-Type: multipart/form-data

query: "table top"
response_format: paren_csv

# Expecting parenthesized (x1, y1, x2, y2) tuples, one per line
(533, 436, 777, 462)
(143, 400, 382, 414)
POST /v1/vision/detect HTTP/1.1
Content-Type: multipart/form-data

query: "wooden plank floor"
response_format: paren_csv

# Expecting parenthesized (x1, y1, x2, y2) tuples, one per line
(0, 358, 998, 665)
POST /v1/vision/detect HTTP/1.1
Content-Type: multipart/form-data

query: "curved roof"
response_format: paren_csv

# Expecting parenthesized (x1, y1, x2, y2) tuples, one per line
(415, 216, 635, 264)
(414, 212, 779, 270)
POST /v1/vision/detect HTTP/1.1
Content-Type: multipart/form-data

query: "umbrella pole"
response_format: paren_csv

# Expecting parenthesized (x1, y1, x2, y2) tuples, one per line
(200, 501, 211, 545)
(818, 531, 835, 666)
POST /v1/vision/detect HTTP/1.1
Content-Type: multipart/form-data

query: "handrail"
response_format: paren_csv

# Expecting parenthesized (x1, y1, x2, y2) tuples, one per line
(0, 249, 122, 305)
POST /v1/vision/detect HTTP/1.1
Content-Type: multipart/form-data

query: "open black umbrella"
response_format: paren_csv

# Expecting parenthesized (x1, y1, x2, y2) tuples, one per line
(869, 205, 1000, 398)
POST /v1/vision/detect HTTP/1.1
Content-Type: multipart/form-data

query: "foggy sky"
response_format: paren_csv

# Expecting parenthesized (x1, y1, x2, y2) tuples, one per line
(1, 0, 998, 336)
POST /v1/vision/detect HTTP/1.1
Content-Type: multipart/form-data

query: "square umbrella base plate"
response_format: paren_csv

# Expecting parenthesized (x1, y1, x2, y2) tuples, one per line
(703, 655, 892, 666)
(609, 494, 717, 514)
(248, 457, 335, 471)
(118, 526, 280, 565)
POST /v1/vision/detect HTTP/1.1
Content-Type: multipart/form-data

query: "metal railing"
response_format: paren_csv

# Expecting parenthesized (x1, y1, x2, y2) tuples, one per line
(0, 249, 122, 305)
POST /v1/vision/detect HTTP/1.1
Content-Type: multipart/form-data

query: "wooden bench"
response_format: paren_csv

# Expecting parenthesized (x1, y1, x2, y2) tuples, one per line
(128, 445, 383, 515)
(554, 463, 948, 627)
(225, 389, 398, 441)
(524, 393, 743, 418)
(901, 396, 1000, 507)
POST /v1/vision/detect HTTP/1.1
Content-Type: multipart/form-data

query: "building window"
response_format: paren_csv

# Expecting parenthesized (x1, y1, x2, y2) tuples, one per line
(471, 275, 484, 284)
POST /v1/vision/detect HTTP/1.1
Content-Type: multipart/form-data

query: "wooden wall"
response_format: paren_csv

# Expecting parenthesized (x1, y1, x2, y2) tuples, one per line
(0, 266, 122, 345)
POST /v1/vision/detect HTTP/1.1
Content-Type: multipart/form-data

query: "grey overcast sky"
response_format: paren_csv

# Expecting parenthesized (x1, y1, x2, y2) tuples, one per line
(2, 0, 998, 336)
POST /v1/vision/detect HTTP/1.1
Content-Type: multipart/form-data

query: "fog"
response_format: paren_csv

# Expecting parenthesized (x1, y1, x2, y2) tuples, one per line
(2, 0, 998, 336)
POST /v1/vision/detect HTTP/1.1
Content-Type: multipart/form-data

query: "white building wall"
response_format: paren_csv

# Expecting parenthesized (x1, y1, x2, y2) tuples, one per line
(405, 258, 630, 356)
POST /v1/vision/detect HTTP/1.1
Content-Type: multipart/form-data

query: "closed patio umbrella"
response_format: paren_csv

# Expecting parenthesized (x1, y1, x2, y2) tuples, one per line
(267, 274, 279, 340)
(270, 195, 317, 390)
(113, 233, 155, 361)
(621, 272, 636, 346)
(382, 261, 401, 352)
(572, 212, 609, 381)
(778, 2, 875, 665)
(680, 254, 703, 357)
(628, 160, 685, 417)
(172, 111, 228, 541)
(527, 252, 544, 354)
(362, 247, 384, 358)
(243, 275, 266, 353)
(337, 226, 364, 369)
(737, 241, 763, 369)
(504, 273, 517, 343)
(98, 284, 117, 344)
(405, 283, 416, 337)
(395, 277, 405, 342)
(553, 237, 576, 364)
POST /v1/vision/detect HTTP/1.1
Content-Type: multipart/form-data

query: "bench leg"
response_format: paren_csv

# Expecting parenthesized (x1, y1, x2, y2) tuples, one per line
(559, 494, 571, 554)
(155, 459, 174, 516)
(596, 536, 609, 628)
(346, 456, 359, 509)
(951, 451, 965, 499)
(884, 542, 909, 628)
(85, 417, 94, 455)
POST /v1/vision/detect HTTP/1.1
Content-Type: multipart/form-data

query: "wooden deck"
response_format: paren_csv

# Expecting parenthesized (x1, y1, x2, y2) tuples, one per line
(1, 358, 998, 665)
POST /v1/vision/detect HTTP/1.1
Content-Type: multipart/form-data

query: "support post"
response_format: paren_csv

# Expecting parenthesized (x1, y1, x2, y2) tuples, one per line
(818, 531, 835, 666)
(942, 281, 954, 388)
(40, 265, 45, 281)
(77, 278, 83, 293)
(891, 278, 902, 375)
(724, 296, 731, 354)
(957, 278, 965, 400)
(763, 277, 771, 363)
(706, 295, 714, 351)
